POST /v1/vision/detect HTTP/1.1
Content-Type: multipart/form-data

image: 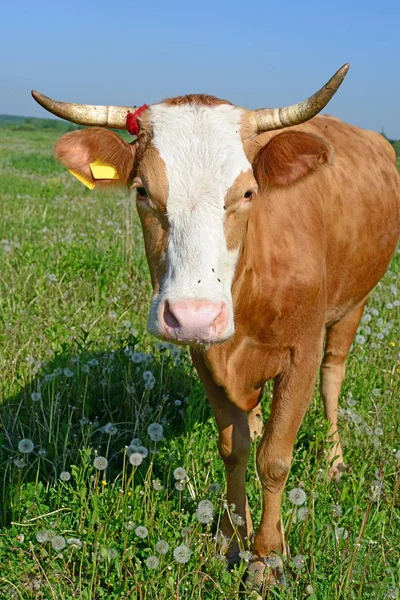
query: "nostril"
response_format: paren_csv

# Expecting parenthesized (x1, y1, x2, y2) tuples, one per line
(163, 300, 180, 329)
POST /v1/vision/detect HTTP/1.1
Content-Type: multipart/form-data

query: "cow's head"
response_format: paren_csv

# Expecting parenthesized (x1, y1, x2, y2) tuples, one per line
(32, 64, 348, 345)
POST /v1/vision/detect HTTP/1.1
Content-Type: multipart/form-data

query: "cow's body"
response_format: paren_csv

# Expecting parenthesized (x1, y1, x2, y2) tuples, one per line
(34, 79, 400, 586)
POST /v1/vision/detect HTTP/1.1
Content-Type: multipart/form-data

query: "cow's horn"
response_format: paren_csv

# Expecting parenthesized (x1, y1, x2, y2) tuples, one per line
(31, 90, 135, 129)
(252, 63, 350, 133)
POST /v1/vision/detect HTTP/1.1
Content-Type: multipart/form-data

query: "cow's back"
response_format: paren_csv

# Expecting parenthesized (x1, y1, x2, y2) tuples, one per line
(252, 116, 400, 325)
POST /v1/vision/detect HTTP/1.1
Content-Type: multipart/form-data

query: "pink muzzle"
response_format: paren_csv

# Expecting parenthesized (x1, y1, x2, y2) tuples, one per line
(161, 299, 229, 343)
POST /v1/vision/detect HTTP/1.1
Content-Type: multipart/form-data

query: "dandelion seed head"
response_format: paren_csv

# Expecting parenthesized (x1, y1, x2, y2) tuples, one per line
(108, 548, 118, 559)
(135, 525, 149, 539)
(355, 334, 366, 345)
(129, 452, 143, 467)
(288, 487, 307, 506)
(298, 507, 309, 521)
(374, 427, 384, 436)
(67, 537, 82, 549)
(209, 483, 221, 494)
(93, 456, 108, 471)
(155, 540, 169, 554)
(147, 423, 164, 442)
(145, 555, 159, 569)
(175, 480, 186, 491)
(13, 457, 25, 468)
(36, 530, 50, 543)
(103, 422, 118, 435)
(173, 467, 187, 481)
(238, 550, 253, 562)
(31, 392, 41, 402)
(370, 480, 383, 502)
(231, 513, 245, 526)
(18, 438, 34, 454)
(264, 555, 283, 569)
(60, 471, 71, 482)
(332, 504, 343, 518)
(142, 370, 156, 390)
(181, 527, 193, 538)
(173, 544, 191, 564)
(395, 449, 400, 461)
(152, 479, 163, 491)
(63, 368, 74, 377)
(336, 527, 349, 540)
(51, 535, 66, 551)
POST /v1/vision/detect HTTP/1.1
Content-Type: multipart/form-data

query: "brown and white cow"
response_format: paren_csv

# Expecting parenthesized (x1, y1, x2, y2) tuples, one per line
(32, 65, 400, 586)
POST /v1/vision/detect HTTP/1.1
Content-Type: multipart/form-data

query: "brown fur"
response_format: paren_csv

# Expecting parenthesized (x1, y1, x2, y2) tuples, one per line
(162, 94, 232, 107)
(53, 109, 400, 584)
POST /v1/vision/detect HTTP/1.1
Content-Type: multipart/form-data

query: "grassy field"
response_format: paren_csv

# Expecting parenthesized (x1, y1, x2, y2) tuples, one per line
(0, 127, 399, 600)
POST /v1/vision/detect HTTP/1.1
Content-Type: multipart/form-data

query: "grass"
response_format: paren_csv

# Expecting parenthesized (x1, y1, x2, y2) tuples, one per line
(0, 127, 399, 600)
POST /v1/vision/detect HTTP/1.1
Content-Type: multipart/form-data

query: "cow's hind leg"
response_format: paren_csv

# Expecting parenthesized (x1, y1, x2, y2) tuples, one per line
(320, 301, 367, 480)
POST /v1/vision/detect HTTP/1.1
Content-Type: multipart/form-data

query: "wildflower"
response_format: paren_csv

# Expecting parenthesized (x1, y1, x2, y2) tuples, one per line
(103, 422, 118, 435)
(13, 457, 25, 468)
(31, 392, 41, 401)
(175, 480, 186, 491)
(143, 370, 156, 390)
(231, 513, 245, 526)
(173, 544, 191, 564)
(93, 456, 108, 471)
(108, 548, 118, 559)
(67, 537, 83, 549)
(60, 471, 71, 482)
(147, 423, 163, 442)
(370, 480, 383, 502)
(355, 334, 366, 345)
(332, 504, 343, 518)
(63, 368, 74, 377)
(145, 555, 160, 569)
(129, 453, 143, 467)
(292, 554, 306, 570)
(135, 526, 149, 539)
(51, 535, 66, 551)
(18, 439, 34, 454)
(155, 540, 169, 555)
(173, 467, 187, 481)
(335, 527, 349, 540)
(264, 555, 283, 569)
(152, 479, 163, 491)
(196, 500, 214, 524)
(288, 487, 307, 506)
(36, 530, 50, 543)
(298, 507, 309, 522)
(239, 550, 253, 562)
(209, 483, 221, 494)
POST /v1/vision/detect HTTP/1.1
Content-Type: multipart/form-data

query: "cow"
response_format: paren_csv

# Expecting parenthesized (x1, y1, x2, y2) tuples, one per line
(32, 64, 400, 587)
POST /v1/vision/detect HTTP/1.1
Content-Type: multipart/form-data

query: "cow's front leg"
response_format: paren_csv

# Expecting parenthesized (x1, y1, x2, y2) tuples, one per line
(191, 351, 252, 563)
(248, 343, 322, 587)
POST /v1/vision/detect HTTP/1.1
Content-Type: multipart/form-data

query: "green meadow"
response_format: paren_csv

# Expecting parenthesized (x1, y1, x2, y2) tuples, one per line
(0, 123, 399, 599)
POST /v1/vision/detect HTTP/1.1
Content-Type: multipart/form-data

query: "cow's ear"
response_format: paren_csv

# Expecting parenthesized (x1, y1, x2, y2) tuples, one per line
(254, 131, 333, 188)
(55, 128, 135, 189)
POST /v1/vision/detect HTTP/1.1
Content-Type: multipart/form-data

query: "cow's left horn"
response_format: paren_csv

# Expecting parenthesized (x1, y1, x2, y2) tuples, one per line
(252, 63, 350, 133)
(31, 90, 135, 129)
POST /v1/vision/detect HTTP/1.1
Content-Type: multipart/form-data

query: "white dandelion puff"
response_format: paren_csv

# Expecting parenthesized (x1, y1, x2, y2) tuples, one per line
(18, 439, 34, 454)
(209, 483, 221, 494)
(145, 555, 159, 569)
(196, 500, 214, 524)
(264, 555, 283, 569)
(60, 471, 71, 482)
(292, 554, 307, 570)
(288, 487, 307, 506)
(155, 540, 169, 555)
(298, 507, 309, 522)
(93, 456, 108, 471)
(31, 392, 41, 402)
(103, 422, 118, 435)
(173, 544, 191, 564)
(129, 452, 143, 467)
(135, 526, 149, 539)
(152, 479, 163, 491)
(51, 535, 66, 551)
(238, 550, 253, 562)
(147, 423, 163, 442)
(67, 537, 82, 549)
(335, 527, 349, 540)
(231, 513, 245, 526)
(173, 467, 187, 481)
(36, 530, 50, 543)
(108, 548, 118, 559)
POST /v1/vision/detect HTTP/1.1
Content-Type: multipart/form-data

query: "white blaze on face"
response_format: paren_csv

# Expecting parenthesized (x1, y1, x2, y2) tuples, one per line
(147, 102, 252, 340)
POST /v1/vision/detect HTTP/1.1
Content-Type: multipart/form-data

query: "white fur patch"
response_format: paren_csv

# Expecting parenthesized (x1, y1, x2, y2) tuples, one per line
(147, 102, 251, 338)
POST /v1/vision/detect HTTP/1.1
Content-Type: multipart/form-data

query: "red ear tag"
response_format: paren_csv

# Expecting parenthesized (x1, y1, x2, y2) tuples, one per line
(126, 104, 148, 135)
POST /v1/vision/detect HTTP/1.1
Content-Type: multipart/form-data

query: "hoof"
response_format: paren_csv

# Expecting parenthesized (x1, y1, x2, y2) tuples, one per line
(246, 556, 286, 590)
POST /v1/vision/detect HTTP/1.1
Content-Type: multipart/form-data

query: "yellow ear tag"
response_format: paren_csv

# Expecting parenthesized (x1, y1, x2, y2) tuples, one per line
(68, 169, 95, 190)
(89, 160, 119, 180)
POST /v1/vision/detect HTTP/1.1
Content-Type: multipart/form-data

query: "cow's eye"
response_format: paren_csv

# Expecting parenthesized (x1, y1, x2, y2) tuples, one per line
(137, 187, 147, 198)
(244, 190, 253, 199)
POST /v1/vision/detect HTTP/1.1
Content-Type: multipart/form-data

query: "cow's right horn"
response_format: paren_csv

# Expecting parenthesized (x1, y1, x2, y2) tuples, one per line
(31, 90, 135, 129)
(252, 63, 350, 133)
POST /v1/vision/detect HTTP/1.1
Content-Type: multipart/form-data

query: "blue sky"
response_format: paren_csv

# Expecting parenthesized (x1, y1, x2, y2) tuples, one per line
(1, 0, 399, 137)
